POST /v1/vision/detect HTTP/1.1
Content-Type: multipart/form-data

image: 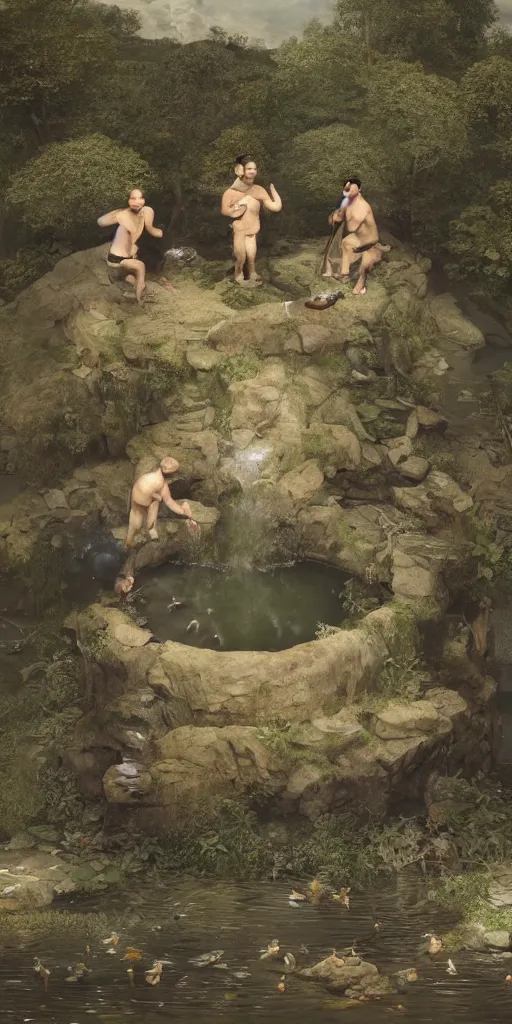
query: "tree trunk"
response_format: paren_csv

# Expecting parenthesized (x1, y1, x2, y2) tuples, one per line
(165, 180, 185, 241)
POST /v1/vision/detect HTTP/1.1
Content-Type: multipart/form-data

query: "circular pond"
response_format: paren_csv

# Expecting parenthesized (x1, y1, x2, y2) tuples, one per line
(135, 560, 353, 652)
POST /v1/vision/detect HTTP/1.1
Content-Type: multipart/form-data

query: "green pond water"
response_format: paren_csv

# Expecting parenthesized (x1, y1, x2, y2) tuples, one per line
(134, 560, 355, 651)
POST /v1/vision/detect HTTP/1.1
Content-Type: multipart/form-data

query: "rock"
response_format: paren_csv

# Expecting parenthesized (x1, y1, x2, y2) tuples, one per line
(298, 952, 380, 994)
(415, 406, 448, 431)
(387, 442, 412, 468)
(313, 390, 371, 441)
(0, 851, 76, 910)
(112, 623, 154, 648)
(290, 711, 364, 754)
(299, 322, 334, 354)
(374, 701, 442, 740)
(406, 410, 419, 438)
(488, 867, 512, 909)
(429, 293, 485, 349)
(483, 931, 511, 951)
(186, 347, 222, 371)
(144, 725, 286, 816)
(398, 456, 430, 482)
(277, 460, 324, 502)
(392, 565, 447, 604)
(392, 470, 473, 520)
(103, 760, 154, 803)
(43, 489, 68, 510)
(322, 425, 362, 474)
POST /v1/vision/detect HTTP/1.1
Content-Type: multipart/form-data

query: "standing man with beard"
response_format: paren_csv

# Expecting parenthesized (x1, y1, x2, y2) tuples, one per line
(97, 188, 164, 303)
(221, 155, 282, 286)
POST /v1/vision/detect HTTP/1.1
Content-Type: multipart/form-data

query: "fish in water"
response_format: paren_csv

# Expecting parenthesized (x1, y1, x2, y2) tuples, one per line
(447, 959, 457, 975)
(304, 290, 344, 311)
(167, 599, 184, 612)
(186, 619, 200, 633)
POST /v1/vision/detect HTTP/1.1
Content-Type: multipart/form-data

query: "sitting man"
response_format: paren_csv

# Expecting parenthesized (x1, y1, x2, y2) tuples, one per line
(221, 155, 282, 286)
(125, 456, 199, 549)
(325, 178, 389, 295)
(97, 188, 165, 303)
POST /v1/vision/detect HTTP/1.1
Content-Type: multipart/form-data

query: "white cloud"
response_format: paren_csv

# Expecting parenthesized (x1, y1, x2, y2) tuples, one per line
(101, 0, 332, 45)
(103, 0, 512, 44)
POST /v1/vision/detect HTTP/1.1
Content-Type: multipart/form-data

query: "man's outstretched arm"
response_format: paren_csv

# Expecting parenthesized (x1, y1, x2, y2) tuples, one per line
(161, 483, 194, 519)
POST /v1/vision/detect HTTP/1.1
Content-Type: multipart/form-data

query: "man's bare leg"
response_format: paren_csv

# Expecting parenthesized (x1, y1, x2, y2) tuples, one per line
(147, 499, 160, 541)
(126, 503, 146, 548)
(233, 233, 247, 284)
(353, 247, 381, 296)
(340, 233, 361, 280)
(246, 235, 261, 283)
(120, 258, 146, 303)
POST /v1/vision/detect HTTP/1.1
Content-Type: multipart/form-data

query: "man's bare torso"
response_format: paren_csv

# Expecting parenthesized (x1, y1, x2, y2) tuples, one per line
(132, 469, 165, 507)
(345, 196, 378, 245)
(223, 185, 268, 236)
(110, 209, 146, 258)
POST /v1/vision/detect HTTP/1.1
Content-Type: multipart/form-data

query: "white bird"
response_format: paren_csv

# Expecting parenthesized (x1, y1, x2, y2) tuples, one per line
(186, 619, 199, 633)
(447, 959, 457, 975)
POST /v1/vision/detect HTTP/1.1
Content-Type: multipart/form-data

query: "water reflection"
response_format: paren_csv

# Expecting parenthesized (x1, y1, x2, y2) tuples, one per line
(2, 877, 512, 1023)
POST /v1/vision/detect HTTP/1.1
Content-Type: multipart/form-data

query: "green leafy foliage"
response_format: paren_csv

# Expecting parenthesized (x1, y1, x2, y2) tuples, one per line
(285, 124, 392, 211)
(6, 134, 157, 238)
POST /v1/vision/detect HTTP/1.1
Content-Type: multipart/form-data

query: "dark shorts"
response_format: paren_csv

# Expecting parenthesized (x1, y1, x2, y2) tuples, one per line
(107, 252, 129, 265)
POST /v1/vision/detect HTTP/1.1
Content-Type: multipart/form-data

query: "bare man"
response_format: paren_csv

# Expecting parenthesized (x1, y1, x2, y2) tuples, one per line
(97, 189, 164, 302)
(334, 178, 389, 296)
(125, 457, 199, 548)
(221, 155, 282, 285)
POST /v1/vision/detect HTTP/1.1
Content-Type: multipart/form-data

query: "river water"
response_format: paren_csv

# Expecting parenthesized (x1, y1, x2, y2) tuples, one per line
(2, 877, 512, 1023)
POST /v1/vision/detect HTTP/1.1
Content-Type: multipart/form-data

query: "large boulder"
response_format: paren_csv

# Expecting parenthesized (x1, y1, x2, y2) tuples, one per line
(0, 851, 76, 911)
(428, 294, 484, 350)
(392, 470, 473, 522)
(373, 701, 444, 740)
(298, 953, 381, 995)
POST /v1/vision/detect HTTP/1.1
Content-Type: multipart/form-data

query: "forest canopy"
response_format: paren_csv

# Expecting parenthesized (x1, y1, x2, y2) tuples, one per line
(0, 0, 511, 306)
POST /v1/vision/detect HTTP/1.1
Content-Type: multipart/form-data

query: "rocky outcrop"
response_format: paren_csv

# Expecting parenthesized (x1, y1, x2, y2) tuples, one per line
(0, 232, 501, 851)
(63, 598, 496, 826)
(0, 850, 76, 911)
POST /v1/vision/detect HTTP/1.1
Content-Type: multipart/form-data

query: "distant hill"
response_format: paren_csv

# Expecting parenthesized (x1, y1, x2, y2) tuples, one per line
(98, 0, 332, 46)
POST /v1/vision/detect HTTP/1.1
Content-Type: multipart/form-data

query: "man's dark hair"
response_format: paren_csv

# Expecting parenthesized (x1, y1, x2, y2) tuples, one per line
(346, 177, 361, 189)
(235, 154, 255, 167)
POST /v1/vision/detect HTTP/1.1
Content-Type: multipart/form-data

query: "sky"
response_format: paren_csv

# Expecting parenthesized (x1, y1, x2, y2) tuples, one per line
(104, 0, 512, 46)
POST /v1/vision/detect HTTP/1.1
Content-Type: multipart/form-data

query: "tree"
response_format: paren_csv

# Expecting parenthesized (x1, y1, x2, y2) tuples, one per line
(334, 0, 498, 74)
(285, 124, 393, 210)
(365, 61, 468, 240)
(447, 180, 512, 297)
(0, 0, 139, 139)
(77, 39, 274, 234)
(199, 126, 270, 194)
(269, 20, 365, 137)
(461, 57, 512, 166)
(6, 134, 157, 238)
